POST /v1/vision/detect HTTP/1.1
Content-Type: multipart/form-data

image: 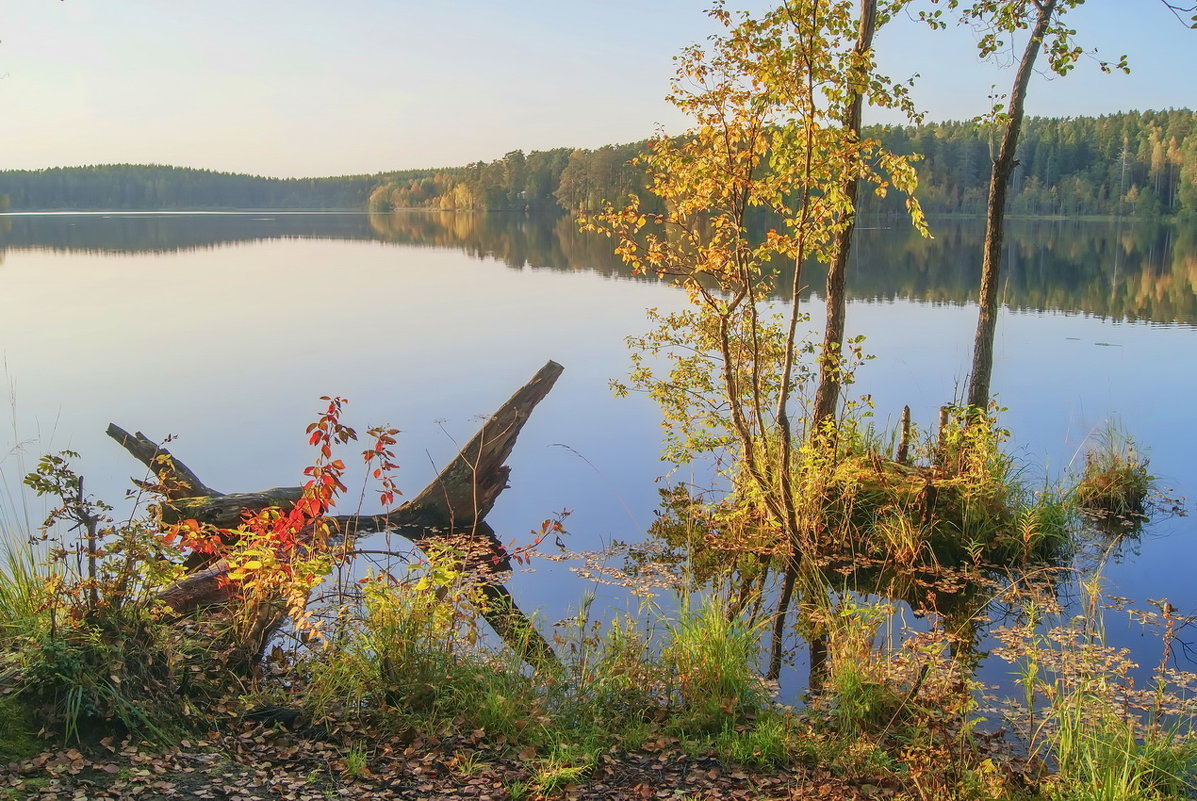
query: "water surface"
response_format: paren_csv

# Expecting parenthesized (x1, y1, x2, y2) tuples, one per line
(1, 211, 1193, 692)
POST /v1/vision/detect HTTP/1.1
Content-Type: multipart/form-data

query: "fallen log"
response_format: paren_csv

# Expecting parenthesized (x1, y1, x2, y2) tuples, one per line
(106, 425, 220, 498)
(110, 360, 564, 670)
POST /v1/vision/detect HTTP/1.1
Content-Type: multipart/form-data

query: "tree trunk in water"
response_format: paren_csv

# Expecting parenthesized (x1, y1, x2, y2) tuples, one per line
(109, 361, 564, 670)
(772, 0, 878, 686)
(810, 0, 877, 434)
(767, 563, 798, 681)
(966, 0, 1057, 411)
(807, 630, 829, 696)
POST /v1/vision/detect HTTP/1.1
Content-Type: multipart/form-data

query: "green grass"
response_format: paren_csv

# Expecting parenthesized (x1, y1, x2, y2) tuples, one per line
(532, 739, 596, 794)
(0, 539, 51, 642)
(21, 616, 182, 742)
(714, 712, 799, 768)
(301, 580, 778, 780)
(506, 779, 533, 800)
(342, 741, 370, 779)
(1048, 694, 1196, 801)
(663, 597, 766, 735)
(0, 541, 53, 761)
(0, 778, 50, 801)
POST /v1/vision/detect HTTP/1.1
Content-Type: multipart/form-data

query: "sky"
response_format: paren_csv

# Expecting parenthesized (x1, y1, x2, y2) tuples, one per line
(1, 0, 1194, 178)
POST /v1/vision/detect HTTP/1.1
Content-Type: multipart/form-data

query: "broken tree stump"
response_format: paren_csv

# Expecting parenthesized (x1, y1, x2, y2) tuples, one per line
(109, 360, 565, 670)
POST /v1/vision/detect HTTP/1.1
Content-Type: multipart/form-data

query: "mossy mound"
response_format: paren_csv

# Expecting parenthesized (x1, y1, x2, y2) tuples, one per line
(810, 456, 1065, 567)
(0, 695, 43, 764)
(649, 450, 1068, 582)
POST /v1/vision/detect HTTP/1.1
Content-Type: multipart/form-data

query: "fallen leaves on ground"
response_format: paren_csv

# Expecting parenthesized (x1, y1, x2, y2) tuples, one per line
(2, 723, 882, 801)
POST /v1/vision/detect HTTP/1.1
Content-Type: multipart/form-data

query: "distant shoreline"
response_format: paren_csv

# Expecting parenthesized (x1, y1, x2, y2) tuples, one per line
(1, 209, 1178, 226)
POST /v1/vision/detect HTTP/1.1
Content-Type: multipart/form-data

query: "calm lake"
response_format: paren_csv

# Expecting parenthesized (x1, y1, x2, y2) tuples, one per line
(1, 211, 1194, 693)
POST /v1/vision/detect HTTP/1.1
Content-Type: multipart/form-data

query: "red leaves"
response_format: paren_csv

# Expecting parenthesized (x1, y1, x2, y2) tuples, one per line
(173, 517, 225, 555)
(166, 398, 404, 597)
(364, 425, 402, 509)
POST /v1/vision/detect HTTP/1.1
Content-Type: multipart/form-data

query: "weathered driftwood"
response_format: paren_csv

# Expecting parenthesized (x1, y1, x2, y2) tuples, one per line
(896, 405, 912, 465)
(106, 425, 220, 499)
(109, 360, 564, 670)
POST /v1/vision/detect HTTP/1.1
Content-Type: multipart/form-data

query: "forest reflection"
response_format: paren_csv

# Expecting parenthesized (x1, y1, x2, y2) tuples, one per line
(2, 211, 1193, 325)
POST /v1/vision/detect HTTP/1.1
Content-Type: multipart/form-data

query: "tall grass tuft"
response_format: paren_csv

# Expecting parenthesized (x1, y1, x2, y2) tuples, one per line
(0, 539, 51, 641)
(1073, 422, 1152, 532)
(662, 596, 765, 734)
(0, 540, 52, 760)
(1049, 687, 1195, 801)
(302, 565, 472, 727)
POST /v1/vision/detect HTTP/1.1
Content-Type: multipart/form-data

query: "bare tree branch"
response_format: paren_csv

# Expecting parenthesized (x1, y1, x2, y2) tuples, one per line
(1160, 0, 1197, 27)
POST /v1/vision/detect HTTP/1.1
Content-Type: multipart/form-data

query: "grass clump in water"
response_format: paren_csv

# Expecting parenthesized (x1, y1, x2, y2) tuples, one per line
(1073, 423, 1153, 532)
(996, 577, 1197, 801)
(648, 405, 1074, 590)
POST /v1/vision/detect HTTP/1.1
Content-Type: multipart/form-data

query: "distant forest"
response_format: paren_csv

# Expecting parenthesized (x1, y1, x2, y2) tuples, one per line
(0, 164, 377, 211)
(2, 109, 1195, 218)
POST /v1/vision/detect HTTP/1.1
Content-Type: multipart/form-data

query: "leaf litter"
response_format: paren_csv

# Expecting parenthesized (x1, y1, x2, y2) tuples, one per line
(3, 722, 880, 800)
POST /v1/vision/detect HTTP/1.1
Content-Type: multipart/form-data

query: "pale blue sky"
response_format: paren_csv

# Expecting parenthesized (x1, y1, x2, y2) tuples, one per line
(1, 0, 1193, 178)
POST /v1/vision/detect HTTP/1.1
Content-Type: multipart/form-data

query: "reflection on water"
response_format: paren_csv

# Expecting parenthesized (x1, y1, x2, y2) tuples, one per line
(0, 212, 381, 255)
(3, 211, 1195, 326)
(0, 211, 1194, 699)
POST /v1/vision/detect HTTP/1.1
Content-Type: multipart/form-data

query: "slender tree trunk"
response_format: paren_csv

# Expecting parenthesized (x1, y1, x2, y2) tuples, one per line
(768, 0, 821, 679)
(810, 0, 877, 432)
(770, 0, 877, 684)
(966, 0, 1057, 411)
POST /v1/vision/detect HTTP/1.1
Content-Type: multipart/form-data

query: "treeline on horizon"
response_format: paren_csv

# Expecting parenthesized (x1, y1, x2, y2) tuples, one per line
(2, 109, 1195, 217)
(369, 108, 1197, 218)
(0, 163, 377, 211)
